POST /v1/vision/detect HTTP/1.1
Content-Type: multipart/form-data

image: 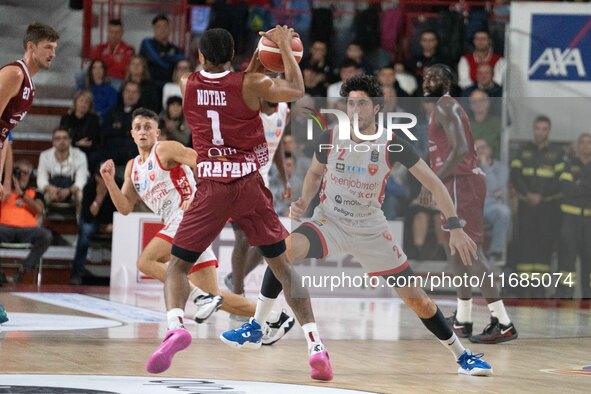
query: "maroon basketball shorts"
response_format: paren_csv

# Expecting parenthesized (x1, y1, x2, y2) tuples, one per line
(173, 171, 288, 260)
(442, 173, 486, 244)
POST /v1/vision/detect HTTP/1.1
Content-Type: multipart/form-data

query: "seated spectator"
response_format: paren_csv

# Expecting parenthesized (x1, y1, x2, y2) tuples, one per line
(405, 29, 447, 96)
(299, 40, 332, 97)
(37, 127, 88, 210)
(475, 139, 511, 262)
(124, 55, 160, 112)
(327, 58, 362, 99)
(90, 18, 134, 90)
(344, 40, 373, 75)
(159, 96, 190, 146)
(0, 159, 52, 283)
(139, 14, 185, 89)
(59, 90, 101, 168)
(101, 81, 141, 179)
(70, 164, 116, 285)
(162, 59, 192, 108)
(462, 63, 502, 98)
(376, 64, 410, 98)
(469, 90, 502, 159)
(458, 29, 505, 89)
(85, 59, 118, 121)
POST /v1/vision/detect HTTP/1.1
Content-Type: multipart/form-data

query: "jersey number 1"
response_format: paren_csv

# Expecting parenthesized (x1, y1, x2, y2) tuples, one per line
(207, 110, 224, 146)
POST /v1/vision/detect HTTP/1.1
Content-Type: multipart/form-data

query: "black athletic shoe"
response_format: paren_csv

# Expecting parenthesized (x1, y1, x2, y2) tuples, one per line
(446, 311, 473, 338)
(262, 310, 295, 345)
(469, 317, 518, 344)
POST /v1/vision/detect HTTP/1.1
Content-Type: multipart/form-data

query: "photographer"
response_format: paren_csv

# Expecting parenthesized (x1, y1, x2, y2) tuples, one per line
(0, 160, 52, 283)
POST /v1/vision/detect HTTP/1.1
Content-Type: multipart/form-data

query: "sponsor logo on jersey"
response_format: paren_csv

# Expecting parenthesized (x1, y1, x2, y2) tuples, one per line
(345, 165, 367, 174)
(368, 164, 378, 176)
(149, 172, 155, 181)
(371, 149, 379, 162)
(383, 231, 392, 241)
(208, 146, 237, 161)
(336, 163, 345, 173)
(529, 14, 591, 81)
(133, 170, 139, 182)
(147, 160, 153, 170)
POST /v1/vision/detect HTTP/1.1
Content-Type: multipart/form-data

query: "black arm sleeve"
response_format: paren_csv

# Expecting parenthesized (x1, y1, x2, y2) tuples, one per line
(389, 137, 421, 168)
(313, 130, 332, 164)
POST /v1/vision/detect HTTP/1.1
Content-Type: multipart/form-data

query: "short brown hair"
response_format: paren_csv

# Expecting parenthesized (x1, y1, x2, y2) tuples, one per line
(23, 23, 59, 50)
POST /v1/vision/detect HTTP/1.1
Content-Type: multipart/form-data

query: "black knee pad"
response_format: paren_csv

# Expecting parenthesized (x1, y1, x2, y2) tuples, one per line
(259, 240, 286, 258)
(171, 244, 202, 263)
(293, 224, 325, 259)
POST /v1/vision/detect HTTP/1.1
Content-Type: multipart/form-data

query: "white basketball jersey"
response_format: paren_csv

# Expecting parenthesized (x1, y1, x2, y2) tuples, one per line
(319, 129, 392, 223)
(259, 102, 289, 186)
(131, 142, 196, 224)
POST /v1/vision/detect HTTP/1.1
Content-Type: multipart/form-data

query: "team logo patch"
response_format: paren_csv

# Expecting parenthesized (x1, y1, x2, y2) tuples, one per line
(368, 164, 378, 176)
(149, 172, 155, 181)
(147, 160, 153, 170)
(275, 129, 281, 137)
(371, 149, 379, 162)
(336, 163, 345, 173)
(383, 231, 392, 241)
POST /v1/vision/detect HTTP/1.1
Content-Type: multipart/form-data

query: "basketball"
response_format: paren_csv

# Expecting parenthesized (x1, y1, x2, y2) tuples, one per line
(257, 28, 304, 73)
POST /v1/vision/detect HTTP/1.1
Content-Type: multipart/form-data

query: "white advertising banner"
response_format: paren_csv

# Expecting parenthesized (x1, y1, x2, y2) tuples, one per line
(110, 212, 403, 297)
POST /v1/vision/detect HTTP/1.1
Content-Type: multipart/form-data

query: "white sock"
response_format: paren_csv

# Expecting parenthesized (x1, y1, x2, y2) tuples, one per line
(440, 332, 466, 359)
(488, 300, 511, 325)
(167, 308, 185, 330)
(302, 322, 322, 350)
(254, 294, 276, 326)
(456, 298, 472, 323)
(189, 284, 208, 301)
(266, 310, 281, 324)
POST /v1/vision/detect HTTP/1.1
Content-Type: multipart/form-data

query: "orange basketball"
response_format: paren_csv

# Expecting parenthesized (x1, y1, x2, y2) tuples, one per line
(257, 28, 304, 73)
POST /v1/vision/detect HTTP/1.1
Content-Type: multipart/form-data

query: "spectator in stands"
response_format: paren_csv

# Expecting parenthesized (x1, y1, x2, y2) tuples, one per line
(462, 63, 502, 98)
(84, 59, 118, 121)
(158, 96, 190, 146)
(162, 59, 192, 109)
(458, 29, 505, 89)
(475, 138, 511, 262)
(101, 81, 141, 180)
(469, 90, 502, 159)
(90, 18, 135, 91)
(300, 40, 332, 97)
(344, 41, 372, 75)
(59, 90, 101, 169)
(139, 14, 185, 90)
(124, 55, 160, 112)
(70, 163, 116, 285)
(405, 29, 446, 96)
(327, 58, 362, 98)
(0, 159, 52, 283)
(37, 127, 88, 211)
(376, 64, 410, 98)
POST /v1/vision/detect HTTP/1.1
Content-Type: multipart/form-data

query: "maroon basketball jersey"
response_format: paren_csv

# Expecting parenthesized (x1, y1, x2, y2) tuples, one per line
(183, 70, 268, 183)
(428, 95, 477, 178)
(0, 60, 35, 145)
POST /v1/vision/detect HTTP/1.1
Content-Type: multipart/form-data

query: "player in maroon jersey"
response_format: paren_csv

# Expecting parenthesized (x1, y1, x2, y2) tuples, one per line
(0, 23, 58, 325)
(0, 23, 59, 197)
(146, 26, 330, 379)
(423, 64, 517, 344)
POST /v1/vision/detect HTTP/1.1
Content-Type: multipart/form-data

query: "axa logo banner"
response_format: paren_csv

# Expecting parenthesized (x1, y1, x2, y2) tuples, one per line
(529, 14, 591, 81)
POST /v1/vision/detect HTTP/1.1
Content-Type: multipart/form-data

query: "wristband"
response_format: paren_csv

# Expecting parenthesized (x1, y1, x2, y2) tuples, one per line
(446, 216, 464, 230)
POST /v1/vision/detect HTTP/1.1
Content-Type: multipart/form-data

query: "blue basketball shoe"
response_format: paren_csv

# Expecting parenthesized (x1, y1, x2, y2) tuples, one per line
(457, 350, 493, 376)
(220, 318, 264, 350)
(0, 304, 8, 325)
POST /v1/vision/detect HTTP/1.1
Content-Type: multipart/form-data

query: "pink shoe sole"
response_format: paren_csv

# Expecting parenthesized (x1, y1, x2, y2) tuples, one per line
(309, 351, 333, 381)
(146, 329, 192, 374)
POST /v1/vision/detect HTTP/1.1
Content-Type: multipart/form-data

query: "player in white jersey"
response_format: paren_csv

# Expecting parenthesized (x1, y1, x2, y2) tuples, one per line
(101, 109, 293, 351)
(225, 75, 493, 376)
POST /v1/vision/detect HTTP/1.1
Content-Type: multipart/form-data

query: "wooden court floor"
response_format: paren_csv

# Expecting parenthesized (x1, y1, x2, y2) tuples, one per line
(1, 290, 591, 393)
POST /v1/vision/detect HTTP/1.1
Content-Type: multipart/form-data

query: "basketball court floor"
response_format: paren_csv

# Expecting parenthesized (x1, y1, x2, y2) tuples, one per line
(1, 286, 590, 393)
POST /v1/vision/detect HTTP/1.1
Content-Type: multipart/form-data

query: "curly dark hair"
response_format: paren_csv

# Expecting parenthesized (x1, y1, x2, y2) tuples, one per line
(339, 74, 383, 107)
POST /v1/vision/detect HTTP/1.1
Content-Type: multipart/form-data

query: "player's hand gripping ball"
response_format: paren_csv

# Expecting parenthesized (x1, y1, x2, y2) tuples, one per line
(257, 27, 303, 73)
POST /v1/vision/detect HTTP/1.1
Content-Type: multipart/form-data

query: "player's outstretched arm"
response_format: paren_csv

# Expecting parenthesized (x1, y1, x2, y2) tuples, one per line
(290, 155, 325, 220)
(433, 99, 469, 180)
(100, 159, 138, 215)
(408, 159, 477, 265)
(155, 140, 197, 171)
